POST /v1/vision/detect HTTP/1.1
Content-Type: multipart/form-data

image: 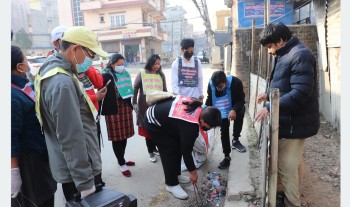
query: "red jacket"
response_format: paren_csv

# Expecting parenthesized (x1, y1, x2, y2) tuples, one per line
(84, 66, 104, 109)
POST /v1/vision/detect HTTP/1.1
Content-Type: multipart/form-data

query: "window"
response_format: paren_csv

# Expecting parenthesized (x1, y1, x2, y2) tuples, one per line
(110, 13, 125, 28)
(99, 15, 105, 23)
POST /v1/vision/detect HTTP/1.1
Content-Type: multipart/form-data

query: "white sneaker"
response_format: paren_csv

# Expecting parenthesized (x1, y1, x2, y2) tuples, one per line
(149, 153, 157, 163)
(178, 175, 191, 184)
(165, 184, 188, 199)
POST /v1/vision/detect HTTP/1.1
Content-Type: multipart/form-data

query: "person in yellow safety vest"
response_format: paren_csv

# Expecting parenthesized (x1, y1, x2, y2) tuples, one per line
(34, 26, 109, 202)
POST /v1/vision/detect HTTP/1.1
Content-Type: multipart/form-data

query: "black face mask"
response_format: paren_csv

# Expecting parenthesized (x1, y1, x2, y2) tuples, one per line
(201, 126, 210, 131)
(184, 51, 194, 59)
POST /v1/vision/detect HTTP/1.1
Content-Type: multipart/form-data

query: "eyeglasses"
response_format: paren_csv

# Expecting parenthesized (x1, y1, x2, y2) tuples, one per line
(82, 47, 95, 59)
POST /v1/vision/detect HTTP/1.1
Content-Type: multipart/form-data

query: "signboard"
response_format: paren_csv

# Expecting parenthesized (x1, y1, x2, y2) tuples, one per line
(244, 0, 285, 18)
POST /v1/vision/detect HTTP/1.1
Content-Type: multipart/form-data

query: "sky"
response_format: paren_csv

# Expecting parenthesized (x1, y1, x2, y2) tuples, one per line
(168, 0, 229, 32)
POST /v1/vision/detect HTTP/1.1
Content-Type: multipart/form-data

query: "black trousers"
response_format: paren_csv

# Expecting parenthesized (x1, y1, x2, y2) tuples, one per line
(144, 120, 181, 186)
(62, 173, 104, 202)
(11, 194, 54, 207)
(220, 106, 245, 157)
(145, 138, 157, 153)
(112, 139, 127, 166)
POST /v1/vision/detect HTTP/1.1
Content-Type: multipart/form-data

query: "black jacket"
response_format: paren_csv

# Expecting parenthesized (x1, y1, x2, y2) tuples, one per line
(205, 75, 245, 113)
(266, 37, 319, 138)
(99, 72, 132, 115)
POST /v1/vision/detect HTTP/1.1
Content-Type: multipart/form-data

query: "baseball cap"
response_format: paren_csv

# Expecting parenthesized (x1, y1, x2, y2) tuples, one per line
(51, 25, 68, 42)
(62, 26, 108, 58)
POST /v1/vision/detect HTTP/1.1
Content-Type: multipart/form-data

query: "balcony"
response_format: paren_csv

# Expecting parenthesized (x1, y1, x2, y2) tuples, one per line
(80, 0, 102, 11)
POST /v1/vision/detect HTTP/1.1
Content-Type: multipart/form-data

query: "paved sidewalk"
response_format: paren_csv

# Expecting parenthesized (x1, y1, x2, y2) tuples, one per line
(224, 112, 256, 207)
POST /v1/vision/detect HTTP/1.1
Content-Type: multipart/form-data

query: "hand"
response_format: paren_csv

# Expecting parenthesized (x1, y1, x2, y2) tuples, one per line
(81, 185, 96, 199)
(189, 170, 198, 185)
(228, 110, 236, 120)
(11, 168, 22, 198)
(198, 95, 204, 101)
(133, 104, 138, 113)
(254, 107, 269, 123)
(257, 93, 267, 104)
(96, 87, 107, 101)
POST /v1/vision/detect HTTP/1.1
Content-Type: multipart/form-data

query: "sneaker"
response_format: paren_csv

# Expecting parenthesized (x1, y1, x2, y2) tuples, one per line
(218, 157, 231, 169)
(165, 184, 188, 199)
(153, 148, 160, 156)
(149, 153, 157, 163)
(232, 140, 247, 153)
(125, 161, 135, 166)
(178, 175, 191, 184)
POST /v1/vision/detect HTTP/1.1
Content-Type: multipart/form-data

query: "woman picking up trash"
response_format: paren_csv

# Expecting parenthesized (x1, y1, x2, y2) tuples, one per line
(143, 95, 221, 199)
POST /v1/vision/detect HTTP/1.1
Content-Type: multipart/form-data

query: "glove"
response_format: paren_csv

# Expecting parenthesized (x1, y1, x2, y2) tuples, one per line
(81, 185, 96, 199)
(133, 104, 138, 113)
(11, 168, 22, 198)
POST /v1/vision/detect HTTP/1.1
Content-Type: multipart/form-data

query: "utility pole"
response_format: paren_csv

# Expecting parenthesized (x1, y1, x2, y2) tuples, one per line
(171, 16, 174, 61)
(191, 0, 214, 58)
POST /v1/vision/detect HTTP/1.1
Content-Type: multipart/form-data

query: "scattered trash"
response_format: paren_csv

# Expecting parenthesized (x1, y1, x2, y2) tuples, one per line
(201, 171, 227, 206)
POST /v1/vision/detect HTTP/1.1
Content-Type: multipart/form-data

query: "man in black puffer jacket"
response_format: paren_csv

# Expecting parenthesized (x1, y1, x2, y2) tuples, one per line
(255, 23, 319, 207)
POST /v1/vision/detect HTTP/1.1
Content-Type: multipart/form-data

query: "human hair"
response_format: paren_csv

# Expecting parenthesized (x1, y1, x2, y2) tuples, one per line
(181, 38, 195, 50)
(11, 45, 24, 71)
(200, 107, 221, 128)
(144, 54, 162, 72)
(211, 71, 227, 86)
(60, 40, 74, 51)
(259, 22, 292, 46)
(182, 100, 221, 128)
(106, 53, 125, 72)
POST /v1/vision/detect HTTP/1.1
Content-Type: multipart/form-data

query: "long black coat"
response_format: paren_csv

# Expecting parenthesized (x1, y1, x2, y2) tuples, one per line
(266, 37, 320, 139)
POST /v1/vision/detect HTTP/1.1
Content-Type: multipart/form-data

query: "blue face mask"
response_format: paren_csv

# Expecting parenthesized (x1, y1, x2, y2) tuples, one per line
(77, 56, 92, 73)
(25, 64, 32, 80)
(114, 65, 124, 73)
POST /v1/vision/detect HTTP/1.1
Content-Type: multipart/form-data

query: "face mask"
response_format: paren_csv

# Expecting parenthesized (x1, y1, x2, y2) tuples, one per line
(216, 84, 226, 91)
(114, 65, 124, 73)
(76, 56, 92, 73)
(184, 51, 194, 59)
(25, 64, 32, 79)
(201, 126, 210, 131)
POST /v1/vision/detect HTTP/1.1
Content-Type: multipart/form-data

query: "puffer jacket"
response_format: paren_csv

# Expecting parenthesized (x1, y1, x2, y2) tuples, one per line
(266, 37, 320, 139)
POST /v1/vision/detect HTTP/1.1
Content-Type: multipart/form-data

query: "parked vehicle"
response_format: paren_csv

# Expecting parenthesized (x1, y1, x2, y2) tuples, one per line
(27, 56, 47, 76)
(197, 51, 210, 63)
(92, 52, 118, 70)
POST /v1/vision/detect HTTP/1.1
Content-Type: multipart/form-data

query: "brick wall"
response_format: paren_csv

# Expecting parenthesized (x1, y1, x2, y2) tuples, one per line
(231, 25, 318, 102)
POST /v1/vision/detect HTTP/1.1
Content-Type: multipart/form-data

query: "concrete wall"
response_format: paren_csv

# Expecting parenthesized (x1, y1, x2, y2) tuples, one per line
(319, 48, 341, 130)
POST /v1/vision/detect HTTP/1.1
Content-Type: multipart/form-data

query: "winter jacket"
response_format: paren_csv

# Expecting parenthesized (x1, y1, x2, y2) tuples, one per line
(36, 53, 102, 191)
(266, 37, 320, 138)
(11, 75, 48, 159)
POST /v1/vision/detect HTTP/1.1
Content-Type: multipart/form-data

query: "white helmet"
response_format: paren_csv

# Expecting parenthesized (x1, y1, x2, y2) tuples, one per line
(51, 25, 68, 42)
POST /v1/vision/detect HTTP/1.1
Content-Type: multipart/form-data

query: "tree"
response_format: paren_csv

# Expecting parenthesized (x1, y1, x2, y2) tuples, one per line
(13, 28, 32, 51)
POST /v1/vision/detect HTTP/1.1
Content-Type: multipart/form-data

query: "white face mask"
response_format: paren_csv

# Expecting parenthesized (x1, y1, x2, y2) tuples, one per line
(114, 65, 124, 73)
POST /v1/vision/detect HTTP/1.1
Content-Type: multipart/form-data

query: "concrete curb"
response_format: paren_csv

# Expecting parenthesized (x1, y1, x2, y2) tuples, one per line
(224, 114, 255, 207)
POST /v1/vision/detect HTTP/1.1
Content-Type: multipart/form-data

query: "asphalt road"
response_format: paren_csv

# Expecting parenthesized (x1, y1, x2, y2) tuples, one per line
(54, 63, 228, 207)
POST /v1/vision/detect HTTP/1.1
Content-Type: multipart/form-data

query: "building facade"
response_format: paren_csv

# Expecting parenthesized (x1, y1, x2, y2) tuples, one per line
(12, 0, 60, 56)
(160, 5, 188, 62)
(58, 0, 167, 63)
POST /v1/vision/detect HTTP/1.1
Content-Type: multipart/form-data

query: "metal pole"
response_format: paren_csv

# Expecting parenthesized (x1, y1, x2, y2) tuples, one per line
(171, 17, 174, 60)
(249, 19, 256, 109)
(268, 88, 279, 207)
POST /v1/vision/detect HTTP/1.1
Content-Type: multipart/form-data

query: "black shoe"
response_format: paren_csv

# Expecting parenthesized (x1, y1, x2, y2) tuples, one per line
(232, 140, 246, 153)
(276, 191, 286, 207)
(218, 157, 231, 169)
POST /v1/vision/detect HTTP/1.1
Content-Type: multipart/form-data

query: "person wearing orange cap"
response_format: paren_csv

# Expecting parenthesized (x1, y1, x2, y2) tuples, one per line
(34, 26, 109, 202)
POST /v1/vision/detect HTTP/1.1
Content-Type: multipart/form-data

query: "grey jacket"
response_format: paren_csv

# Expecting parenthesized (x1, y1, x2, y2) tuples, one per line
(37, 53, 102, 191)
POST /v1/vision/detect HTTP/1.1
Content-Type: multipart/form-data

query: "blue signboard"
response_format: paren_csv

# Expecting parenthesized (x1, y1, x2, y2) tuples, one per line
(238, 0, 294, 28)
